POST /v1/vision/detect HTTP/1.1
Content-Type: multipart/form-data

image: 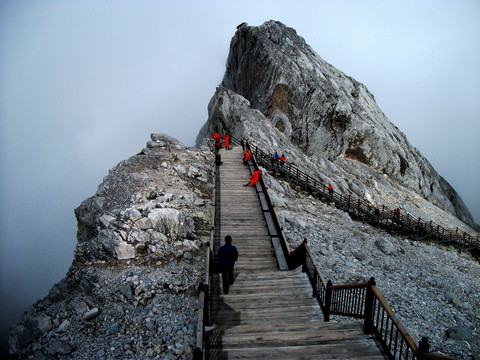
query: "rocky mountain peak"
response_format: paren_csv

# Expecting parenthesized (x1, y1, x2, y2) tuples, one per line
(201, 20, 478, 230)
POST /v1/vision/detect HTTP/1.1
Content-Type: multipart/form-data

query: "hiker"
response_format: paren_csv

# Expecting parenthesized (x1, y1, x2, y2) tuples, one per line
(243, 149, 252, 165)
(272, 152, 280, 166)
(223, 134, 231, 150)
(213, 132, 221, 151)
(215, 137, 222, 151)
(328, 183, 334, 195)
(394, 208, 401, 218)
(280, 154, 286, 166)
(244, 169, 262, 187)
(217, 235, 238, 294)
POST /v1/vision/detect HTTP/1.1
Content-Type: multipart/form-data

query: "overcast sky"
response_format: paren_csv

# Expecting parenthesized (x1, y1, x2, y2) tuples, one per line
(1, 0, 479, 335)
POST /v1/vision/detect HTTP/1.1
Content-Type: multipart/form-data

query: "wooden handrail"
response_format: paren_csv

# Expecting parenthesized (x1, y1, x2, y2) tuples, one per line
(194, 158, 219, 360)
(234, 136, 479, 257)
(293, 239, 461, 360)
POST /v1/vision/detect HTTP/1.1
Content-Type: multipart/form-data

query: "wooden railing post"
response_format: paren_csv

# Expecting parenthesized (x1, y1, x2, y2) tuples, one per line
(324, 280, 332, 322)
(199, 283, 210, 326)
(417, 337, 430, 359)
(363, 277, 376, 334)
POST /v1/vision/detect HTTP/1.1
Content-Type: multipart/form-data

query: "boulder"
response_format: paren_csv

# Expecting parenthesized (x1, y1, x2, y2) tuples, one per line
(115, 241, 135, 260)
(375, 238, 396, 256)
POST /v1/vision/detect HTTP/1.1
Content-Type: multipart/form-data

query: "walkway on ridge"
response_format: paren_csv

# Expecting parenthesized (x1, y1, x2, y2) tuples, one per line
(206, 146, 385, 359)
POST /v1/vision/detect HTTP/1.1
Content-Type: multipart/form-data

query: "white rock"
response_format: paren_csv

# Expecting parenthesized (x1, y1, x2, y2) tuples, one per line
(115, 241, 135, 260)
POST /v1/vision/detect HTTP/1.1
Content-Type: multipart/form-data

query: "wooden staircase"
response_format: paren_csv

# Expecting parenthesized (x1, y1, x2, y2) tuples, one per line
(207, 146, 385, 359)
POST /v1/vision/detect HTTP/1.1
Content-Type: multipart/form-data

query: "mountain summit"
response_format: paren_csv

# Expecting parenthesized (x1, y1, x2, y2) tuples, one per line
(198, 20, 477, 230)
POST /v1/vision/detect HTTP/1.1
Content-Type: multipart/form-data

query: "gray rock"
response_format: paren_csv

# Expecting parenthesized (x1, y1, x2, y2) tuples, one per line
(27, 314, 52, 338)
(56, 319, 70, 333)
(70, 300, 89, 315)
(83, 307, 100, 321)
(96, 349, 105, 357)
(121, 284, 133, 300)
(353, 250, 368, 262)
(9, 325, 32, 353)
(446, 326, 472, 340)
(375, 238, 396, 255)
(48, 340, 72, 355)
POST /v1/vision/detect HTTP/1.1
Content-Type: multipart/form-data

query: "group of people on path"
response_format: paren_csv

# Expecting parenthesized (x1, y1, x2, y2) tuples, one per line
(213, 131, 230, 151)
(271, 151, 286, 167)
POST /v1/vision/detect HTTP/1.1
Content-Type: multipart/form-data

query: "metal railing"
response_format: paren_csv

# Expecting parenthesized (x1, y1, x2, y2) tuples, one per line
(292, 240, 461, 360)
(194, 153, 220, 360)
(240, 136, 464, 360)
(241, 138, 479, 257)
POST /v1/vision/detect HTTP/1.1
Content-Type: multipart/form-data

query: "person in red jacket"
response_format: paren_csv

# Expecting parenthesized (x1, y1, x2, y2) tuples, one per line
(328, 183, 334, 195)
(223, 134, 231, 150)
(244, 169, 262, 187)
(243, 149, 252, 165)
(279, 154, 286, 166)
(213, 132, 221, 151)
(394, 208, 401, 218)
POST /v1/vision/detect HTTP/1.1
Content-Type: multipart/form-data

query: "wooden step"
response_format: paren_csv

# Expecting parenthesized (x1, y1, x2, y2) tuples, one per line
(207, 147, 385, 359)
(209, 342, 385, 360)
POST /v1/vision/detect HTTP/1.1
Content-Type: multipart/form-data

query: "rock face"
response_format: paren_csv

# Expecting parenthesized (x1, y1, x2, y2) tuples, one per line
(196, 20, 480, 359)
(9, 134, 214, 359)
(198, 20, 477, 230)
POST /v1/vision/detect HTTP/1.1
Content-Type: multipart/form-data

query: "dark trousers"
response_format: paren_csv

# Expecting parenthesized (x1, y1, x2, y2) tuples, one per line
(221, 266, 234, 294)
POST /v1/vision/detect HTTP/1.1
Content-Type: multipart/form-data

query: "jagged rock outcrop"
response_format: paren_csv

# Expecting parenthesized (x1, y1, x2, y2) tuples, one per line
(9, 134, 213, 359)
(198, 20, 477, 231)
(195, 20, 480, 359)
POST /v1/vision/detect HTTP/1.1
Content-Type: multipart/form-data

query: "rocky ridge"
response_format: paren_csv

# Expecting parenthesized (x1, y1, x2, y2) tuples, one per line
(198, 20, 477, 230)
(9, 134, 213, 359)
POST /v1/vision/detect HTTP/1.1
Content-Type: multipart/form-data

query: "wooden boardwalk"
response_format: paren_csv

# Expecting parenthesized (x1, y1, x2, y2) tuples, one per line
(206, 146, 385, 359)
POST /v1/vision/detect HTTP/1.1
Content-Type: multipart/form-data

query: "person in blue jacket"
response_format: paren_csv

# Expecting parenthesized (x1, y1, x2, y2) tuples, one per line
(217, 235, 238, 294)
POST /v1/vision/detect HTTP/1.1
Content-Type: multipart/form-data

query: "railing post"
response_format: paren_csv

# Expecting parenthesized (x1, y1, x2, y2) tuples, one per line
(417, 337, 430, 359)
(193, 347, 202, 360)
(199, 283, 210, 326)
(324, 280, 332, 322)
(363, 277, 376, 334)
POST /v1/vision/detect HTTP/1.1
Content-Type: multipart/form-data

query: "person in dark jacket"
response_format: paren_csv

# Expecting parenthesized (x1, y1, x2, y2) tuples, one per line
(217, 235, 238, 294)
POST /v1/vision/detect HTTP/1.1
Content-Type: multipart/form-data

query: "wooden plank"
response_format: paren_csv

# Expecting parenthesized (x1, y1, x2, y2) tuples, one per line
(263, 211, 278, 236)
(257, 192, 269, 211)
(271, 237, 289, 270)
